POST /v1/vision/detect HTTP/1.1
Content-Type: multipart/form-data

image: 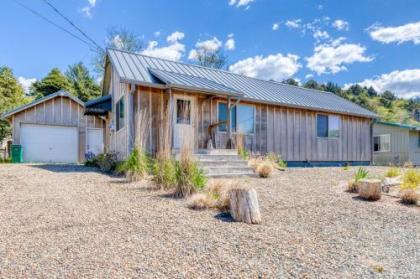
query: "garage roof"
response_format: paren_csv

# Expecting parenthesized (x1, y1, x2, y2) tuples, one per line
(107, 48, 377, 118)
(2, 90, 84, 120)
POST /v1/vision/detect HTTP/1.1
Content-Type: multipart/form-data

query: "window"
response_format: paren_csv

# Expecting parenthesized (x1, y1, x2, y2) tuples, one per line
(317, 114, 340, 138)
(373, 134, 390, 152)
(116, 97, 125, 131)
(218, 103, 255, 134)
(176, 99, 191, 124)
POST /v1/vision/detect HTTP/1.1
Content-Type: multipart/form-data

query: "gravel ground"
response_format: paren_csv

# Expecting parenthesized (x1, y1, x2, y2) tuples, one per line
(0, 164, 418, 278)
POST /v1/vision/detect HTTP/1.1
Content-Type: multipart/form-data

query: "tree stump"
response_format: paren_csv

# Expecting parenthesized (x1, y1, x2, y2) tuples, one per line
(228, 187, 261, 224)
(358, 179, 382, 201)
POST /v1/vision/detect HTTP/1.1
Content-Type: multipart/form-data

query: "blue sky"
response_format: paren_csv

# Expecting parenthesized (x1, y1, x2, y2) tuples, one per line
(1, 0, 420, 98)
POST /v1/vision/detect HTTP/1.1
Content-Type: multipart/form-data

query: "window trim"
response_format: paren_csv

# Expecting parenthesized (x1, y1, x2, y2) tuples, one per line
(216, 100, 255, 135)
(116, 97, 125, 132)
(373, 134, 391, 153)
(316, 113, 341, 139)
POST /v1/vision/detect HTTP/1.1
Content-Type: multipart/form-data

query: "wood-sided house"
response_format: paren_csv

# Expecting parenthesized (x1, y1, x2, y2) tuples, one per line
(86, 48, 377, 167)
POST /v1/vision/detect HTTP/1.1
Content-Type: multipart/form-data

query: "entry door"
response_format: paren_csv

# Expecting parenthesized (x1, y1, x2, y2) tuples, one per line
(173, 96, 195, 149)
(87, 128, 104, 156)
(20, 124, 78, 163)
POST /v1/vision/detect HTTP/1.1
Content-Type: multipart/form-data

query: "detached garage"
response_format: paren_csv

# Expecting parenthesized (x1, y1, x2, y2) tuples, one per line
(2, 90, 105, 163)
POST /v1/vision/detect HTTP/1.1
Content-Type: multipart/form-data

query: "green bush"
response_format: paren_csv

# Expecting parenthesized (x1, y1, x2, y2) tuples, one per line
(354, 167, 368, 182)
(0, 157, 11, 163)
(117, 148, 150, 181)
(154, 157, 177, 189)
(86, 153, 118, 173)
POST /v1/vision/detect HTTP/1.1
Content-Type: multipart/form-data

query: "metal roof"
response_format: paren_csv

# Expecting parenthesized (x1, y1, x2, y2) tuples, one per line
(375, 121, 420, 130)
(1, 90, 84, 119)
(107, 48, 377, 118)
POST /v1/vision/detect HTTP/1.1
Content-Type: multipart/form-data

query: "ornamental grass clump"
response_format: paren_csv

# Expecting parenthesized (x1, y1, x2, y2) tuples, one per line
(256, 161, 273, 178)
(385, 167, 401, 178)
(267, 152, 287, 170)
(187, 193, 215, 210)
(205, 179, 237, 211)
(117, 148, 150, 181)
(400, 169, 420, 204)
(347, 167, 369, 193)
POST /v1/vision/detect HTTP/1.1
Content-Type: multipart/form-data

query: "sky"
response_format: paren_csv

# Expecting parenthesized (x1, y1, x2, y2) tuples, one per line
(1, 0, 420, 98)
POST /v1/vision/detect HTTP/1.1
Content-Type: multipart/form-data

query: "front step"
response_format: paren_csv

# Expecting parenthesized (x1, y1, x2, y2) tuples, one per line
(194, 150, 254, 178)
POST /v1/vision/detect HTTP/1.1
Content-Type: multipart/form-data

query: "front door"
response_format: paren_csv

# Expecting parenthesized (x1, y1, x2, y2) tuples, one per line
(87, 128, 104, 156)
(173, 96, 195, 149)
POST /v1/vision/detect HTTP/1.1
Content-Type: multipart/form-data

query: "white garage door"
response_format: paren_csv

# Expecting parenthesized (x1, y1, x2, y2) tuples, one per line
(20, 124, 78, 163)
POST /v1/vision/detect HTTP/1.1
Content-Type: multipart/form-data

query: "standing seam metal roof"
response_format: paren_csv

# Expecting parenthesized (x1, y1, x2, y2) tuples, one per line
(107, 48, 377, 118)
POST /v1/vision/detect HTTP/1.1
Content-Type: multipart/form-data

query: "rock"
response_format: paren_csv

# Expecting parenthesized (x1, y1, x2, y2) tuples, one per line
(358, 179, 382, 201)
(383, 176, 402, 187)
(228, 187, 261, 224)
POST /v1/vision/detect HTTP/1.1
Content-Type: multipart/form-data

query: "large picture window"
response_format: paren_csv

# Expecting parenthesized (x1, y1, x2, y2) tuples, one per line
(317, 114, 340, 138)
(218, 103, 255, 134)
(116, 97, 125, 131)
(374, 134, 390, 152)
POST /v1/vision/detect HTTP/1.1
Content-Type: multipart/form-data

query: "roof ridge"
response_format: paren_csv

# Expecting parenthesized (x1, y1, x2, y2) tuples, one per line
(107, 48, 335, 96)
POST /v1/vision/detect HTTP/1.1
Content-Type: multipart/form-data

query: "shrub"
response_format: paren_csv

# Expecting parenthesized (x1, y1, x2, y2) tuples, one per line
(267, 152, 287, 169)
(154, 157, 177, 190)
(173, 141, 207, 198)
(248, 157, 263, 171)
(238, 147, 249, 160)
(0, 157, 11, 164)
(400, 189, 418, 205)
(385, 167, 401, 178)
(187, 193, 215, 210)
(401, 169, 420, 189)
(354, 167, 368, 182)
(257, 161, 273, 178)
(117, 148, 150, 181)
(93, 153, 118, 173)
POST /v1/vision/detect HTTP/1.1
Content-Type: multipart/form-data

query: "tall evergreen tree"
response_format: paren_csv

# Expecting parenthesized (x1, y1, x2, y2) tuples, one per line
(0, 67, 28, 142)
(31, 68, 73, 98)
(303, 79, 322, 90)
(282, 78, 299, 86)
(66, 62, 101, 102)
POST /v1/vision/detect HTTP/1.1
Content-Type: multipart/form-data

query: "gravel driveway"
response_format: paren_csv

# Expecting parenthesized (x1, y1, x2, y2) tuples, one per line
(0, 164, 418, 278)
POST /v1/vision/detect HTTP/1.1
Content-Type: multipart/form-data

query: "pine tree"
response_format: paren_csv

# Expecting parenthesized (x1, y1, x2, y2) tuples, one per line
(66, 62, 101, 102)
(31, 68, 73, 98)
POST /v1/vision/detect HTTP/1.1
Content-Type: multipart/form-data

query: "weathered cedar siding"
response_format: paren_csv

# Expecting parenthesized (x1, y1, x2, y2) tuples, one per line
(115, 85, 372, 162)
(11, 95, 104, 162)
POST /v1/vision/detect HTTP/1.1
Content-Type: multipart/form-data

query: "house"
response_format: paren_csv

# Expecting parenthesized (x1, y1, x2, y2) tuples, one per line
(86, 48, 377, 167)
(373, 121, 420, 166)
(2, 90, 105, 163)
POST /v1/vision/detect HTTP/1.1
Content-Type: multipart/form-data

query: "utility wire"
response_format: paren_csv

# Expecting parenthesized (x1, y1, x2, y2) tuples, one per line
(11, 0, 98, 51)
(41, 0, 104, 53)
(11, 0, 100, 53)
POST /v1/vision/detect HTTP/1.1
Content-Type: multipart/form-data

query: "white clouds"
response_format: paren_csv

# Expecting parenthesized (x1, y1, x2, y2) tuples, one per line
(229, 53, 301, 81)
(306, 38, 373, 75)
(272, 23, 280, 31)
(332, 19, 350, 31)
(229, 0, 255, 8)
(141, 31, 186, 61)
(225, 36, 235, 50)
(313, 30, 329, 41)
(81, 0, 97, 18)
(285, 19, 301, 29)
(188, 35, 236, 61)
(18, 77, 36, 94)
(349, 69, 420, 99)
(368, 21, 420, 45)
(167, 31, 185, 43)
(196, 37, 222, 52)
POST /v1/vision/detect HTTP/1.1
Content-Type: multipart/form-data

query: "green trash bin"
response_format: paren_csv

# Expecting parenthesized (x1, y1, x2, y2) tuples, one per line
(11, 145, 23, 163)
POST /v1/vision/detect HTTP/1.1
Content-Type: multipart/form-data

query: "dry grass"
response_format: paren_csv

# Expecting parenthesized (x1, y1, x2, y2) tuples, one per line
(257, 161, 273, 178)
(403, 161, 415, 168)
(248, 157, 263, 171)
(385, 167, 401, 178)
(206, 180, 238, 211)
(400, 189, 418, 205)
(187, 193, 215, 210)
(346, 180, 359, 193)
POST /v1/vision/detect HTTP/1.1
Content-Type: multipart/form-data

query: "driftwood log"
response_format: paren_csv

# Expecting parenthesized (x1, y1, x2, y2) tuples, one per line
(228, 187, 261, 224)
(358, 179, 382, 201)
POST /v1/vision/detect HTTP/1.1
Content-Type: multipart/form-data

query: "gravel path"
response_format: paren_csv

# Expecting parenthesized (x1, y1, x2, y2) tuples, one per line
(0, 164, 418, 278)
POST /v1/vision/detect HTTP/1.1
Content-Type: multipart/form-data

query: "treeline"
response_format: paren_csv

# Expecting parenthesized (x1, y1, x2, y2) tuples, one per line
(283, 78, 420, 125)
